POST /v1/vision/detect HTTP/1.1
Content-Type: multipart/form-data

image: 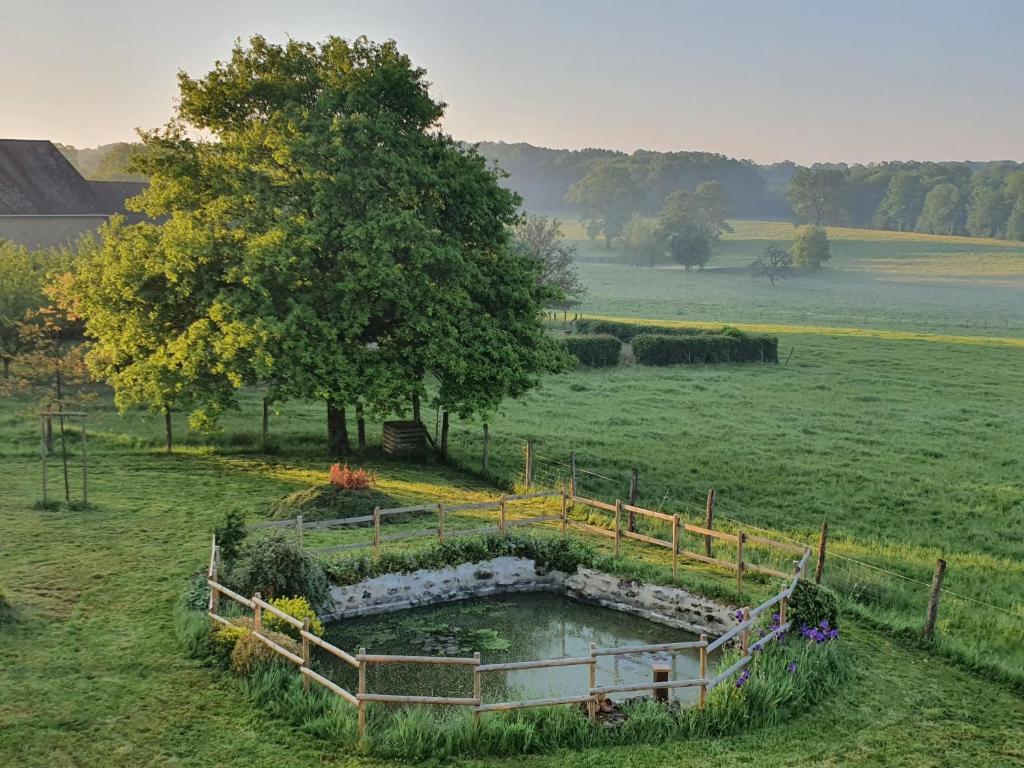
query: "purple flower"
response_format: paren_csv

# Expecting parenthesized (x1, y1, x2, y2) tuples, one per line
(735, 669, 751, 688)
(787, 661, 798, 674)
(734, 609, 745, 622)
(771, 612, 780, 625)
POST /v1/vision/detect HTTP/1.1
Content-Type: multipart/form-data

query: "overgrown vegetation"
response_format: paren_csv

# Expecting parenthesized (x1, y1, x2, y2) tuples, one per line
(225, 532, 331, 608)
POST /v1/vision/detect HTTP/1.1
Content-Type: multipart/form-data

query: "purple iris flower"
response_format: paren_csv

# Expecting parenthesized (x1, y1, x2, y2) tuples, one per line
(787, 661, 798, 674)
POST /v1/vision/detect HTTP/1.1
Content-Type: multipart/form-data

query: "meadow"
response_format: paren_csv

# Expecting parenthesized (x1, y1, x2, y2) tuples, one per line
(2, 221, 1023, 765)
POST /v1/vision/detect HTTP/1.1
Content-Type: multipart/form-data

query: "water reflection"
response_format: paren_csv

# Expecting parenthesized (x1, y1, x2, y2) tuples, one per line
(321, 593, 718, 705)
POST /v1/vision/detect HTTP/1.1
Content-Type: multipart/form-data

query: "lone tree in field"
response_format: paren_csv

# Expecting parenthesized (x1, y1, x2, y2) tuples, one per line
(64, 35, 566, 453)
(656, 183, 732, 271)
(790, 225, 832, 269)
(751, 245, 793, 286)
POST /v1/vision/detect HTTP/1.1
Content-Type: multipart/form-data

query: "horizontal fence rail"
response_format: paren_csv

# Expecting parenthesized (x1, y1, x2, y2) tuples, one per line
(206, 501, 812, 740)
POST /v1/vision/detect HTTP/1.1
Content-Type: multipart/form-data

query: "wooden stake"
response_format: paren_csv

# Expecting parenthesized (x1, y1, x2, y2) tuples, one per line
(481, 423, 489, 475)
(524, 440, 533, 488)
(740, 607, 751, 654)
(473, 651, 482, 722)
(438, 502, 445, 543)
(815, 520, 829, 584)
(923, 558, 947, 641)
(301, 618, 311, 693)
(357, 647, 367, 739)
(295, 515, 303, 547)
(40, 417, 47, 504)
(499, 494, 507, 534)
(652, 663, 670, 702)
(671, 514, 680, 582)
(588, 642, 597, 720)
(736, 531, 746, 597)
(253, 592, 262, 632)
(614, 500, 622, 558)
(560, 486, 568, 534)
(373, 507, 381, 558)
(628, 468, 638, 530)
(569, 451, 577, 496)
(704, 488, 716, 558)
(80, 420, 88, 506)
(698, 634, 708, 708)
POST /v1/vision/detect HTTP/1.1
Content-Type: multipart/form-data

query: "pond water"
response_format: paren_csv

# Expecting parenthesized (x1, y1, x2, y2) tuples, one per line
(320, 593, 719, 705)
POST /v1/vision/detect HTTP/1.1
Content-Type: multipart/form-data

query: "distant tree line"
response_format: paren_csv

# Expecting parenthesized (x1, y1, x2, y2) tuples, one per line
(63, 141, 1024, 242)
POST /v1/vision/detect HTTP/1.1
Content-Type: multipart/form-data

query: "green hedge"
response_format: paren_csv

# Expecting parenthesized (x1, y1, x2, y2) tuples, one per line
(575, 318, 710, 342)
(632, 332, 778, 365)
(561, 334, 621, 367)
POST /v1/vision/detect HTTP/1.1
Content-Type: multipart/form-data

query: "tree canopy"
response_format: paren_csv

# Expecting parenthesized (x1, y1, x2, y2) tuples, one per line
(63, 35, 567, 447)
(790, 225, 831, 269)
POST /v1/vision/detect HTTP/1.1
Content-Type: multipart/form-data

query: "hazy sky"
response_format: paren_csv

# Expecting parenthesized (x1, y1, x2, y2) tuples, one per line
(2, 0, 1022, 165)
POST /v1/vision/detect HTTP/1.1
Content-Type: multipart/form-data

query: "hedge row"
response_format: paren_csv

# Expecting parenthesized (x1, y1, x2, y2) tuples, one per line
(561, 334, 621, 367)
(574, 318, 711, 342)
(632, 332, 779, 365)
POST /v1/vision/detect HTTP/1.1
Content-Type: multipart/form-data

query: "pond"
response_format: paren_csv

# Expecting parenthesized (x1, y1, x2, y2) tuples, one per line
(320, 593, 720, 705)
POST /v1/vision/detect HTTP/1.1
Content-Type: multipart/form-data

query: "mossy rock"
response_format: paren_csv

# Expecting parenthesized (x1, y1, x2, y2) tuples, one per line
(271, 484, 400, 522)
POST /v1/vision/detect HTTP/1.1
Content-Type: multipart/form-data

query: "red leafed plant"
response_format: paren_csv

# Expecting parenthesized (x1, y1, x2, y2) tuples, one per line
(328, 463, 374, 490)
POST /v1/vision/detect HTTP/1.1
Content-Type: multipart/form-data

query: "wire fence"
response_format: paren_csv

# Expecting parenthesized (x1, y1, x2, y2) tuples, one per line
(445, 429, 1024, 691)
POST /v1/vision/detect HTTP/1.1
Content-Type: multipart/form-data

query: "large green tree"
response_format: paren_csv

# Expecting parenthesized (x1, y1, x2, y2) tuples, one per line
(0, 241, 48, 378)
(655, 187, 730, 271)
(66, 35, 565, 452)
(915, 183, 964, 235)
(788, 168, 848, 225)
(790, 225, 831, 269)
(565, 161, 640, 248)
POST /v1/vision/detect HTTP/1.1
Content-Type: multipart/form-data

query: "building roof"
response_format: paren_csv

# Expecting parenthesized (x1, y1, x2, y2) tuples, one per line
(0, 139, 109, 216)
(88, 180, 149, 222)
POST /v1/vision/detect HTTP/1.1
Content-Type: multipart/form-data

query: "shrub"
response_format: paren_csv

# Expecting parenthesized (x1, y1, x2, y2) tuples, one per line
(230, 626, 301, 676)
(210, 622, 250, 667)
(632, 332, 778, 365)
(265, 596, 324, 638)
(228, 531, 331, 607)
(329, 463, 373, 490)
(560, 334, 621, 367)
(214, 510, 248, 564)
(787, 580, 840, 630)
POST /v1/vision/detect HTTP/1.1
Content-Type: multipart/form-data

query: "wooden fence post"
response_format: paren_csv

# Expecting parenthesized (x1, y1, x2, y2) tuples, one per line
(704, 488, 716, 558)
(628, 468, 638, 530)
(481, 423, 489, 475)
(740, 607, 751, 654)
(301, 618, 311, 693)
(698, 634, 708, 708)
(671, 515, 680, 582)
(295, 514, 304, 547)
(473, 651, 482, 722)
(373, 507, 381, 558)
(588, 642, 597, 719)
(357, 647, 367, 739)
(253, 592, 262, 632)
(438, 503, 445, 543)
(815, 520, 828, 584)
(80, 420, 88, 506)
(923, 558, 947, 641)
(652, 663, 670, 702)
(40, 417, 47, 504)
(524, 440, 533, 488)
(736, 531, 746, 597)
(560, 486, 568, 534)
(569, 451, 577, 496)
(614, 500, 622, 558)
(499, 494, 507, 534)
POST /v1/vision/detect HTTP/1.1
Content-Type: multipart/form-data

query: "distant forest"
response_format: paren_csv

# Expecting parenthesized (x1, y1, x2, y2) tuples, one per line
(59, 141, 1024, 240)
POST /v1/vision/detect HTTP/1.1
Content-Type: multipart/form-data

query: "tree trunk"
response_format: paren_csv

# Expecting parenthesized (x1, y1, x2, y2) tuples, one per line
(1, 357, 9, 378)
(164, 407, 173, 454)
(440, 410, 449, 460)
(604, 233, 612, 249)
(356, 404, 366, 450)
(412, 394, 421, 424)
(327, 402, 349, 456)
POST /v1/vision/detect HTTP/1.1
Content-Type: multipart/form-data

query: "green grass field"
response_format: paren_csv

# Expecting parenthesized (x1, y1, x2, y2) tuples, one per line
(2, 221, 1024, 766)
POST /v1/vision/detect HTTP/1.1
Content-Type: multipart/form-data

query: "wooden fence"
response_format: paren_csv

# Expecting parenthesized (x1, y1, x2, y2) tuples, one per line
(214, 490, 812, 740)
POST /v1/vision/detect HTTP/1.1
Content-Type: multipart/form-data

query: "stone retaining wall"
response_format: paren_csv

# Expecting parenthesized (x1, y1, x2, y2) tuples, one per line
(324, 557, 737, 636)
